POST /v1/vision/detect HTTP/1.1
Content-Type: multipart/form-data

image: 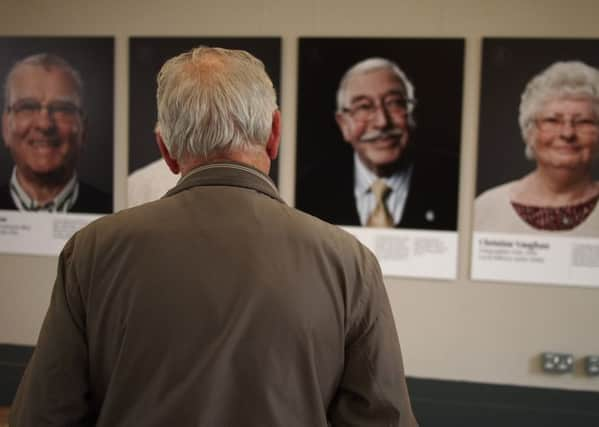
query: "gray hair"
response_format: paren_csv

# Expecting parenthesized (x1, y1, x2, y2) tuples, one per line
(336, 57, 416, 128)
(3, 53, 84, 110)
(519, 61, 599, 159)
(156, 46, 278, 161)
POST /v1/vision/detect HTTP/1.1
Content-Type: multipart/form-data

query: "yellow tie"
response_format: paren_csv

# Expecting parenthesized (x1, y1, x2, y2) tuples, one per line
(367, 179, 394, 228)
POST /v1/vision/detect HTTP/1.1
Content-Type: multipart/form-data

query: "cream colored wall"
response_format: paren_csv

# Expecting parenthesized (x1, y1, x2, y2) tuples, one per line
(1, 0, 599, 391)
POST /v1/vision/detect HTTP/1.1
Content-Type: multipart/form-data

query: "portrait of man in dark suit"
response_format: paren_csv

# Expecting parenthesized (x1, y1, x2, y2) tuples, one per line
(1, 53, 111, 213)
(0, 38, 114, 214)
(295, 38, 463, 231)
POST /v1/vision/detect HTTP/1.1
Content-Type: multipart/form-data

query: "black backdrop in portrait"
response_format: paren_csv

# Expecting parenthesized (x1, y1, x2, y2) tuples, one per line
(295, 37, 464, 203)
(0, 37, 114, 200)
(129, 37, 281, 183)
(477, 38, 599, 195)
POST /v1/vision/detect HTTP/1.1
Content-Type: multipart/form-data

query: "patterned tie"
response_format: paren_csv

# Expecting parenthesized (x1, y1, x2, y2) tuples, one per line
(367, 179, 394, 227)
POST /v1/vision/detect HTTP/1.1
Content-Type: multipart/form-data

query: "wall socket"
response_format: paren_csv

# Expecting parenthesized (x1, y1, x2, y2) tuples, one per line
(541, 352, 574, 373)
(584, 355, 599, 376)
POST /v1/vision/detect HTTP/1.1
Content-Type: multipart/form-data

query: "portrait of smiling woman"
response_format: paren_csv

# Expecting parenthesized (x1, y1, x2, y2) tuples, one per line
(475, 61, 599, 236)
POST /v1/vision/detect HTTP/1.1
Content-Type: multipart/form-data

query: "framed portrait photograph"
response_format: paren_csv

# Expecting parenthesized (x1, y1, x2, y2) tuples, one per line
(0, 36, 114, 255)
(128, 37, 281, 207)
(472, 38, 599, 287)
(295, 37, 464, 279)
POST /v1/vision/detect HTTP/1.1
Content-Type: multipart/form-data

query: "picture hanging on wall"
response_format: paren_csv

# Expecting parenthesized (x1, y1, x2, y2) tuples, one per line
(128, 37, 281, 208)
(0, 36, 114, 256)
(471, 38, 599, 288)
(295, 37, 464, 280)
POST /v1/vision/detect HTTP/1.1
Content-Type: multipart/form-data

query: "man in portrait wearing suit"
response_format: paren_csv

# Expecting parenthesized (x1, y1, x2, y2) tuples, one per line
(10, 47, 418, 426)
(296, 57, 458, 230)
(1, 53, 111, 213)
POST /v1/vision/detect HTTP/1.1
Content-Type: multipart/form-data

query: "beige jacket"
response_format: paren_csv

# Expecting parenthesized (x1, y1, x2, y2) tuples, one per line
(10, 162, 417, 427)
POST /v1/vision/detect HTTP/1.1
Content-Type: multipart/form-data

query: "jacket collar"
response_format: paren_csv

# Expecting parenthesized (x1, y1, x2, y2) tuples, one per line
(163, 162, 283, 203)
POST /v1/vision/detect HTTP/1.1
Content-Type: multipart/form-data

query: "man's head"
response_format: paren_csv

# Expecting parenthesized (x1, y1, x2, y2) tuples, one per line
(156, 46, 279, 175)
(335, 58, 416, 177)
(2, 53, 85, 185)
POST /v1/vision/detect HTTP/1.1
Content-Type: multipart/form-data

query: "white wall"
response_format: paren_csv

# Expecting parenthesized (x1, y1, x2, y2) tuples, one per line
(1, 0, 598, 391)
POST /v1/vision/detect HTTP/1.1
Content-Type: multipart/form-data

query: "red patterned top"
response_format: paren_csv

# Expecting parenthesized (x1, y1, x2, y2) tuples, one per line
(511, 194, 599, 231)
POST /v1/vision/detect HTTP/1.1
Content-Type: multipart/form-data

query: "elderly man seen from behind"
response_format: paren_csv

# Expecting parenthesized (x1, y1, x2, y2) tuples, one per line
(10, 47, 418, 427)
(1, 53, 111, 213)
(296, 57, 458, 230)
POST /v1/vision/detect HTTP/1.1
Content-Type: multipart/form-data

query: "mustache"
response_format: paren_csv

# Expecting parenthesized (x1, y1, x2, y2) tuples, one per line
(358, 128, 404, 143)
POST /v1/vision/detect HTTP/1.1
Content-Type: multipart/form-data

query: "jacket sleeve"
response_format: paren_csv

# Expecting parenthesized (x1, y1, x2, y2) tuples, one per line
(10, 237, 94, 427)
(328, 251, 418, 427)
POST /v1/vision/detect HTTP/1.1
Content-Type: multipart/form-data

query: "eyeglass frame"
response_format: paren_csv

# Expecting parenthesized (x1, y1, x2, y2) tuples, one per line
(534, 115, 599, 136)
(5, 98, 83, 123)
(340, 92, 416, 123)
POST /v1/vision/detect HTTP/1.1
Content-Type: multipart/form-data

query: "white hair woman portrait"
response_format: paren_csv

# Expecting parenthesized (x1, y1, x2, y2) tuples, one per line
(475, 61, 599, 235)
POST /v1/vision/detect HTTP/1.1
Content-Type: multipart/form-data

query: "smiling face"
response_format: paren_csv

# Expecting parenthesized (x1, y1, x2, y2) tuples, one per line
(335, 67, 412, 177)
(2, 64, 84, 184)
(530, 97, 599, 173)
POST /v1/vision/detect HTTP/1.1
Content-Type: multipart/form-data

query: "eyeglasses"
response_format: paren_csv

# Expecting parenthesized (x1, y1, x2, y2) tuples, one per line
(535, 116, 599, 136)
(342, 94, 414, 123)
(6, 99, 81, 123)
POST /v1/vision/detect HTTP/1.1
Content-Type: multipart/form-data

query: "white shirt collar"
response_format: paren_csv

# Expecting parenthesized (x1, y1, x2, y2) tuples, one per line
(353, 153, 413, 226)
(10, 168, 79, 212)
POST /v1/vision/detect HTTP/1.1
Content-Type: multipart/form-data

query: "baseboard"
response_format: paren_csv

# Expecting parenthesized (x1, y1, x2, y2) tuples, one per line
(2, 344, 598, 426)
(406, 377, 599, 427)
(0, 344, 33, 406)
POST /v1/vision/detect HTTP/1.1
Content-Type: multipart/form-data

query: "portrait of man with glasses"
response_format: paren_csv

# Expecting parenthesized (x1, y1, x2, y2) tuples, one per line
(0, 52, 112, 213)
(295, 40, 463, 231)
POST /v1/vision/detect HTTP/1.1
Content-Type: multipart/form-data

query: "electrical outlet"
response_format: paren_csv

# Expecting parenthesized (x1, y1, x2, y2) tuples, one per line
(584, 356, 599, 377)
(541, 352, 574, 373)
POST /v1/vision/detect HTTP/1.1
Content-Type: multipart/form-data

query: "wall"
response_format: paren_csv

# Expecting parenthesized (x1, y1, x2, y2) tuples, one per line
(1, 0, 598, 392)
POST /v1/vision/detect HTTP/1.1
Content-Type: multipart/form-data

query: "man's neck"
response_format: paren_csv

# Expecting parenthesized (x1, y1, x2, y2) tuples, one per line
(362, 154, 413, 179)
(366, 145, 415, 178)
(16, 169, 74, 205)
(179, 150, 271, 177)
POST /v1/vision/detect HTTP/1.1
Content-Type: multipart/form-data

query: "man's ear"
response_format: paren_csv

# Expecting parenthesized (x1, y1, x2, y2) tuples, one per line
(156, 131, 180, 174)
(266, 110, 281, 160)
(335, 112, 352, 143)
